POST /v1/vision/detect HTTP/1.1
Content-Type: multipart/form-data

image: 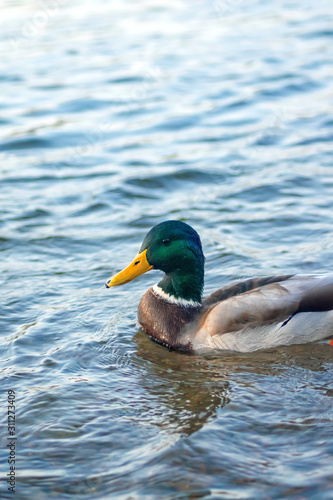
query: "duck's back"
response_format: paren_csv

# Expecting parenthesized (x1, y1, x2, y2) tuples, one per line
(198, 274, 333, 352)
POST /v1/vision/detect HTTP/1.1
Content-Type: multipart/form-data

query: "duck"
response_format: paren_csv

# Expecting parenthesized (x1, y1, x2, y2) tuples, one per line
(105, 220, 333, 353)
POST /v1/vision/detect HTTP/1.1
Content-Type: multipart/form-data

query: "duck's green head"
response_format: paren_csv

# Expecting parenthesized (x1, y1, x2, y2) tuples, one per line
(105, 220, 205, 303)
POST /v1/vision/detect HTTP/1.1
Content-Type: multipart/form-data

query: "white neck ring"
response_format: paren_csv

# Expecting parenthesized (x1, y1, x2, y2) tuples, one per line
(152, 284, 201, 308)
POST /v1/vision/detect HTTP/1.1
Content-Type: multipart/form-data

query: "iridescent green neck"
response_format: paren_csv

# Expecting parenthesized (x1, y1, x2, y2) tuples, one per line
(158, 267, 204, 303)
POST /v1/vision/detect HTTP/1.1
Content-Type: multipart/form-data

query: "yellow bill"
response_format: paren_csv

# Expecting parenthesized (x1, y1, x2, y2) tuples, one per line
(105, 248, 153, 288)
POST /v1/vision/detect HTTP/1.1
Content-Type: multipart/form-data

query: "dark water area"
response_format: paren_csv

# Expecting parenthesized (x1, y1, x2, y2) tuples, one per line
(1, 0, 333, 498)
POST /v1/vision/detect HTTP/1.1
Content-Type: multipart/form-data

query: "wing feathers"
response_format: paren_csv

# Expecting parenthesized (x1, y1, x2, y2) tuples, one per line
(298, 282, 333, 313)
(203, 274, 294, 307)
(204, 274, 333, 337)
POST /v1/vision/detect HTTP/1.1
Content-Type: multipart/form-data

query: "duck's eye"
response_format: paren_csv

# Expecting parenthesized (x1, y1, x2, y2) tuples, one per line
(162, 238, 170, 246)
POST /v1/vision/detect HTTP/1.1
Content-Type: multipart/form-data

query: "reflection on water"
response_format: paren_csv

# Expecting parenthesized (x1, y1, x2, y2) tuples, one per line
(133, 331, 231, 436)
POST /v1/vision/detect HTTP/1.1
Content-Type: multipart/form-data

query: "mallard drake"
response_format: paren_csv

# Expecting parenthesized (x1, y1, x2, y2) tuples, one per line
(105, 220, 333, 353)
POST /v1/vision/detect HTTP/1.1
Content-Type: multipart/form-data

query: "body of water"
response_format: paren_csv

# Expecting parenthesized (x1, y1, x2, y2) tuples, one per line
(1, 0, 333, 498)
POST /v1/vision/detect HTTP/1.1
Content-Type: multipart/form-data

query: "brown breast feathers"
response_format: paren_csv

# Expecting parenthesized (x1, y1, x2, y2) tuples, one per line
(138, 287, 202, 350)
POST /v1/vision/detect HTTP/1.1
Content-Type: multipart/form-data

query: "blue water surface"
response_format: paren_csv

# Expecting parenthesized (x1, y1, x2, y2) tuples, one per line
(1, 0, 333, 498)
